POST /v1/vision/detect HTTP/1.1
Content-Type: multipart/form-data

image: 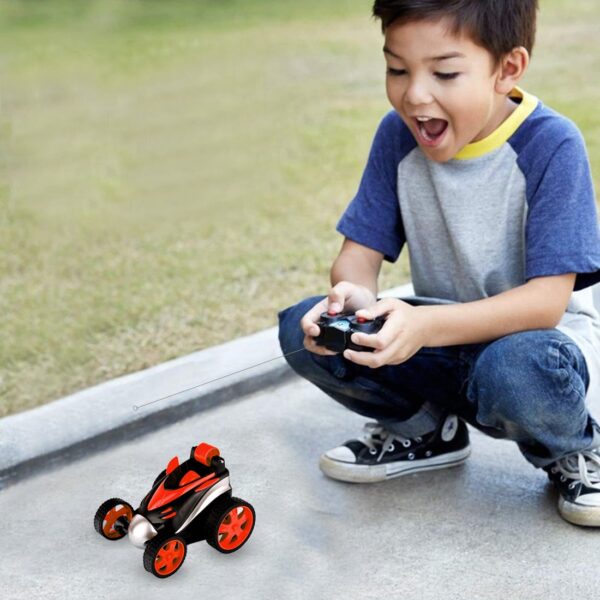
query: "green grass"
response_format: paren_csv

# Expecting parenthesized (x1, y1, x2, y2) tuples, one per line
(1, 0, 599, 417)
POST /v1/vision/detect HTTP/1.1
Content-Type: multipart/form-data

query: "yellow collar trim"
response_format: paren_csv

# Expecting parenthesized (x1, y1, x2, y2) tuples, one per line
(453, 87, 538, 160)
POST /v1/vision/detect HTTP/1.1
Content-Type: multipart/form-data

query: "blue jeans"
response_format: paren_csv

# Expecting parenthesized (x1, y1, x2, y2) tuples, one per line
(278, 296, 599, 468)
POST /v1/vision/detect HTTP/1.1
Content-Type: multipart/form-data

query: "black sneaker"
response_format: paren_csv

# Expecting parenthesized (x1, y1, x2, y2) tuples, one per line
(546, 448, 600, 527)
(319, 415, 470, 483)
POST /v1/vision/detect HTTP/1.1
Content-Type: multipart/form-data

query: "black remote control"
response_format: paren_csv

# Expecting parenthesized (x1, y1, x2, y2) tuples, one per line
(314, 312, 385, 353)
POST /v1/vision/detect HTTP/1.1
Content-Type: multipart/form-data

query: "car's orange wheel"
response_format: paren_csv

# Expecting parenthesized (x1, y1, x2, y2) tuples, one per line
(93, 498, 134, 540)
(143, 535, 187, 578)
(206, 496, 255, 554)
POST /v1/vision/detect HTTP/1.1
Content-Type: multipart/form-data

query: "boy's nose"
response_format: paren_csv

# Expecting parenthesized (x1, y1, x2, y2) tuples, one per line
(405, 79, 434, 108)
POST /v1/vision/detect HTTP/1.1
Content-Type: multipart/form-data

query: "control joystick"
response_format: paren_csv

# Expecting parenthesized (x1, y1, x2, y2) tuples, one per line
(314, 312, 385, 353)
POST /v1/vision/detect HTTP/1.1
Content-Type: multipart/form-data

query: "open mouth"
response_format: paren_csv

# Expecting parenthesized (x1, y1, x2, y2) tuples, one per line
(413, 117, 449, 147)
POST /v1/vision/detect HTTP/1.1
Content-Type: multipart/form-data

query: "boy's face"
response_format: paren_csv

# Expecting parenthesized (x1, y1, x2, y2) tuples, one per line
(383, 18, 515, 162)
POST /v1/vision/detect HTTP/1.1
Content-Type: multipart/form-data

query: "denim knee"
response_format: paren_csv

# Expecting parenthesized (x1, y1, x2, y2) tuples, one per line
(467, 329, 590, 434)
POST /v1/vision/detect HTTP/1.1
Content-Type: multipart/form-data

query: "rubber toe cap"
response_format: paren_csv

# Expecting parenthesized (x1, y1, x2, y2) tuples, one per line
(323, 446, 356, 463)
(574, 492, 600, 507)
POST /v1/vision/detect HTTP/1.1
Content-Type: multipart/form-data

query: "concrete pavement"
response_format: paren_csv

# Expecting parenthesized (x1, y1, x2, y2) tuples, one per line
(3, 280, 600, 598)
(1, 375, 597, 600)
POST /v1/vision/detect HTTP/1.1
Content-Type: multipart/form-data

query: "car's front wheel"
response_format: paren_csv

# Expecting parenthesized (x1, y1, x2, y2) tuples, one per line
(143, 534, 187, 578)
(205, 496, 255, 553)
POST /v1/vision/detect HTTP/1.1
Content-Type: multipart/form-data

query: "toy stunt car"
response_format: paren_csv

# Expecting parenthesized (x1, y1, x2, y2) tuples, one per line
(93, 442, 255, 578)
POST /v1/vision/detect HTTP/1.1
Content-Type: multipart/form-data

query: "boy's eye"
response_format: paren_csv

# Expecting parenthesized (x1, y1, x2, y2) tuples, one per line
(435, 72, 460, 81)
(386, 67, 406, 76)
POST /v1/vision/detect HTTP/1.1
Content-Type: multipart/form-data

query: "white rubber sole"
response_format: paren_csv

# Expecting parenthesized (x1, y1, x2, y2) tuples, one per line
(558, 496, 600, 527)
(319, 445, 471, 483)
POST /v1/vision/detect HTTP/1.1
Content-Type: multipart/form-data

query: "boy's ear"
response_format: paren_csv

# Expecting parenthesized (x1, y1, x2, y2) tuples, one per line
(494, 46, 529, 95)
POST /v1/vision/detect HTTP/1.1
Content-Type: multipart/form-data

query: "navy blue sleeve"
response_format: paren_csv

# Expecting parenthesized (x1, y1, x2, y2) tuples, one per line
(336, 111, 416, 262)
(523, 123, 600, 291)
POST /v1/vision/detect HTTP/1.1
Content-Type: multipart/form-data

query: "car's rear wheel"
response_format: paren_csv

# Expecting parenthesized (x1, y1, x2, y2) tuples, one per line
(143, 534, 187, 578)
(205, 496, 255, 553)
(93, 498, 134, 540)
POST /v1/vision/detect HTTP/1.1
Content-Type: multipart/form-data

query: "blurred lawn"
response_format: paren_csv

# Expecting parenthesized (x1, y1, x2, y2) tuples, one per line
(1, 0, 599, 417)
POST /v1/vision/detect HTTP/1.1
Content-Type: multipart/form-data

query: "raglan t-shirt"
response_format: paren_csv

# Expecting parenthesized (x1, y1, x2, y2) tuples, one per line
(337, 86, 600, 414)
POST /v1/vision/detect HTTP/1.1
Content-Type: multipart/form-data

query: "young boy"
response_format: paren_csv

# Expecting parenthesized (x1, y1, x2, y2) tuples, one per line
(278, 0, 600, 527)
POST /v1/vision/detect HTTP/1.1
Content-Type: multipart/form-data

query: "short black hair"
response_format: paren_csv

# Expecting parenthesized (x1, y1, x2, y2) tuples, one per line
(372, 0, 538, 65)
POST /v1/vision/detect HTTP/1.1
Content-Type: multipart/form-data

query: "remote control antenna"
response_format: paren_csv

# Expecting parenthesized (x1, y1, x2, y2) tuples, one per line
(132, 348, 306, 411)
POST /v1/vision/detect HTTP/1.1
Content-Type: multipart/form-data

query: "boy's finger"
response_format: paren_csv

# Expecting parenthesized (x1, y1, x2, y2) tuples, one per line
(300, 298, 329, 334)
(349, 332, 381, 350)
(300, 312, 321, 335)
(302, 322, 320, 337)
(355, 297, 401, 319)
(304, 336, 338, 356)
(328, 280, 361, 314)
(354, 317, 402, 350)
(327, 285, 347, 314)
(343, 347, 389, 368)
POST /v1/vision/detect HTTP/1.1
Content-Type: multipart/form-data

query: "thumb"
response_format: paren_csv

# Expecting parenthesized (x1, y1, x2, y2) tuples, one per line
(327, 285, 348, 315)
(355, 297, 398, 320)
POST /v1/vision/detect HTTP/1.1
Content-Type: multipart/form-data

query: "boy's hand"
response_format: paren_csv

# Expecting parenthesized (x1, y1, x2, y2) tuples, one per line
(343, 298, 431, 367)
(301, 281, 377, 355)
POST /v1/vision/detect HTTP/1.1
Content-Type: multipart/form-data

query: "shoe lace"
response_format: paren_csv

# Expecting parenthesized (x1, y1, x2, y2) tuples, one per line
(360, 422, 418, 463)
(551, 448, 600, 491)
